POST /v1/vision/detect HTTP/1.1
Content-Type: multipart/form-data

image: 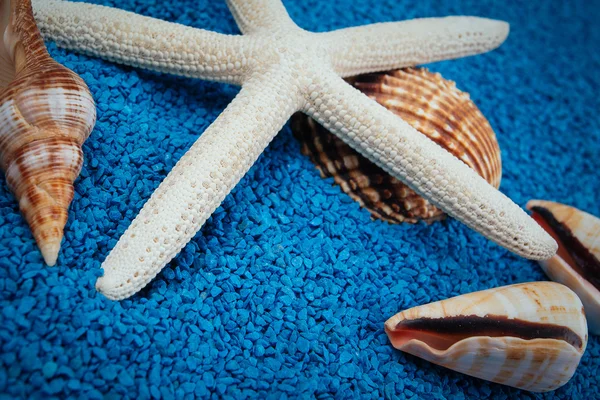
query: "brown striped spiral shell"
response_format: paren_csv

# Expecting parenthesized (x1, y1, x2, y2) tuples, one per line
(292, 67, 502, 224)
(0, 0, 96, 265)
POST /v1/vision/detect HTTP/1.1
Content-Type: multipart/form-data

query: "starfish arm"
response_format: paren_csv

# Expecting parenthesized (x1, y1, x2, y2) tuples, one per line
(96, 72, 302, 300)
(225, 0, 297, 34)
(32, 0, 254, 85)
(303, 71, 557, 259)
(322, 17, 509, 77)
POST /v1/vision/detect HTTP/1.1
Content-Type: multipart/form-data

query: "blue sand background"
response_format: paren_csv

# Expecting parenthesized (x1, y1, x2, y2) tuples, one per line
(1, 0, 599, 398)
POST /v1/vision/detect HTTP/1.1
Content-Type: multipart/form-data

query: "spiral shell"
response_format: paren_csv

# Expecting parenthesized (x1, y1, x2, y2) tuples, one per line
(385, 282, 588, 392)
(291, 67, 502, 223)
(0, 0, 96, 265)
(527, 200, 600, 335)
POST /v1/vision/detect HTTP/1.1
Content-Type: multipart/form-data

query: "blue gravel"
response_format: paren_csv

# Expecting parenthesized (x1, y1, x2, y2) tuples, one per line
(0, 0, 599, 398)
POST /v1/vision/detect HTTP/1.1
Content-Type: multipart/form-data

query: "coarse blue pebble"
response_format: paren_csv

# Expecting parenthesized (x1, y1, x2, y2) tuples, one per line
(41, 362, 58, 379)
(0, 0, 598, 398)
(45, 378, 65, 394)
(99, 365, 118, 381)
(339, 351, 353, 364)
(119, 371, 135, 387)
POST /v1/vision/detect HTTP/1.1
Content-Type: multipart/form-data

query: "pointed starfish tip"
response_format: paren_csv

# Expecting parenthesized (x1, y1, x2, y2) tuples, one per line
(96, 272, 127, 301)
(475, 17, 510, 49)
(525, 221, 558, 261)
(494, 20, 510, 44)
(540, 235, 559, 260)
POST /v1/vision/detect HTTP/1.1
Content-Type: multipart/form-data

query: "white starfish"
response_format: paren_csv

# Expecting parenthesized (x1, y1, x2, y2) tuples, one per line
(32, 0, 557, 300)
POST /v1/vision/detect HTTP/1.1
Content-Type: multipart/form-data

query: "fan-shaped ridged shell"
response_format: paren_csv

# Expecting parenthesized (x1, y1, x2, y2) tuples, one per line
(291, 67, 502, 223)
(0, 0, 96, 265)
(527, 200, 600, 335)
(385, 282, 588, 392)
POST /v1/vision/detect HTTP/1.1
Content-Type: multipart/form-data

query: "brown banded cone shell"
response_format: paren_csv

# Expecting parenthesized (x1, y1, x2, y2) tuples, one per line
(527, 200, 600, 335)
(291, 67, 502, 224)
(0, 0, 96, 265)
(385, 282, 588, 392)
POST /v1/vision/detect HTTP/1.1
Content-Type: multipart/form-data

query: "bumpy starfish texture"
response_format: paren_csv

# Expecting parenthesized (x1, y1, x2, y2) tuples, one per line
(32, 0, 557, 300)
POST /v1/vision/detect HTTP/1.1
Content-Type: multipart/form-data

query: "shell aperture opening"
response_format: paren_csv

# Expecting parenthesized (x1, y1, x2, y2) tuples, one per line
(386, 314, 584, 351)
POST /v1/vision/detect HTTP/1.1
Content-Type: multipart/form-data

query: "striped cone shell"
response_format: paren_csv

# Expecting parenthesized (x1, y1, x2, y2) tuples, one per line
(385, 282, 588, 392)
(0, 0, 96, 265)
(527, 200, 600, 335)
(292, 67, 502, 224)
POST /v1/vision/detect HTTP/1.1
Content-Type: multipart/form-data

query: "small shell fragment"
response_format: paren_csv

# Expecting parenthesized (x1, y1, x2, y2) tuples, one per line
(385, 282, 587, 392)
(527, 200, 600, 335)
(292, 67, 502, 223)
(0, 0, 96, 265)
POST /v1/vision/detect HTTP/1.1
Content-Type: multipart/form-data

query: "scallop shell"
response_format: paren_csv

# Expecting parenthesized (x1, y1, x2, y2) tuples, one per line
(527, 200, 600, 335)
(291, 67, 502, 223)
(0, 0, 96, 265)
(385, 282, 588, 392)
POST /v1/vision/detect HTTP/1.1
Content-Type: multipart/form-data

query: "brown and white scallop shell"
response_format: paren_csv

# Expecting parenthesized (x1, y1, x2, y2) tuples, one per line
(0, 0, 96, 265)
(291, 67, 502, 224)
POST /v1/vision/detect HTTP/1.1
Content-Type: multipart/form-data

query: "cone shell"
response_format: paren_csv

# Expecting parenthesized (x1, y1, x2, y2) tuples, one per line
(292, 67, 502, 223)
(385, 282, 587, 392)
(0, 0, 96, 265)
(527, 200, 600, 335)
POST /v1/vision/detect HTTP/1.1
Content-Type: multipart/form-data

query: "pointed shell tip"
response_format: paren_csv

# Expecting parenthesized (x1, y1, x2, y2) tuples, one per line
(41, 242, 60, 266)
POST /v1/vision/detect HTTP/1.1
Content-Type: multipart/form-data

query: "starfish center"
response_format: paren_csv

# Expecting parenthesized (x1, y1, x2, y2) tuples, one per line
(250, 31, 326, 79)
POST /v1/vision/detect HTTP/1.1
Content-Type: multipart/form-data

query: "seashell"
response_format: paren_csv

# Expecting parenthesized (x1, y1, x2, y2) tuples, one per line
(291, 67, 502, 224)
(0, 0, 96, 265)
(527, 200, 600, 335)
(385, 282, 587, 392)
